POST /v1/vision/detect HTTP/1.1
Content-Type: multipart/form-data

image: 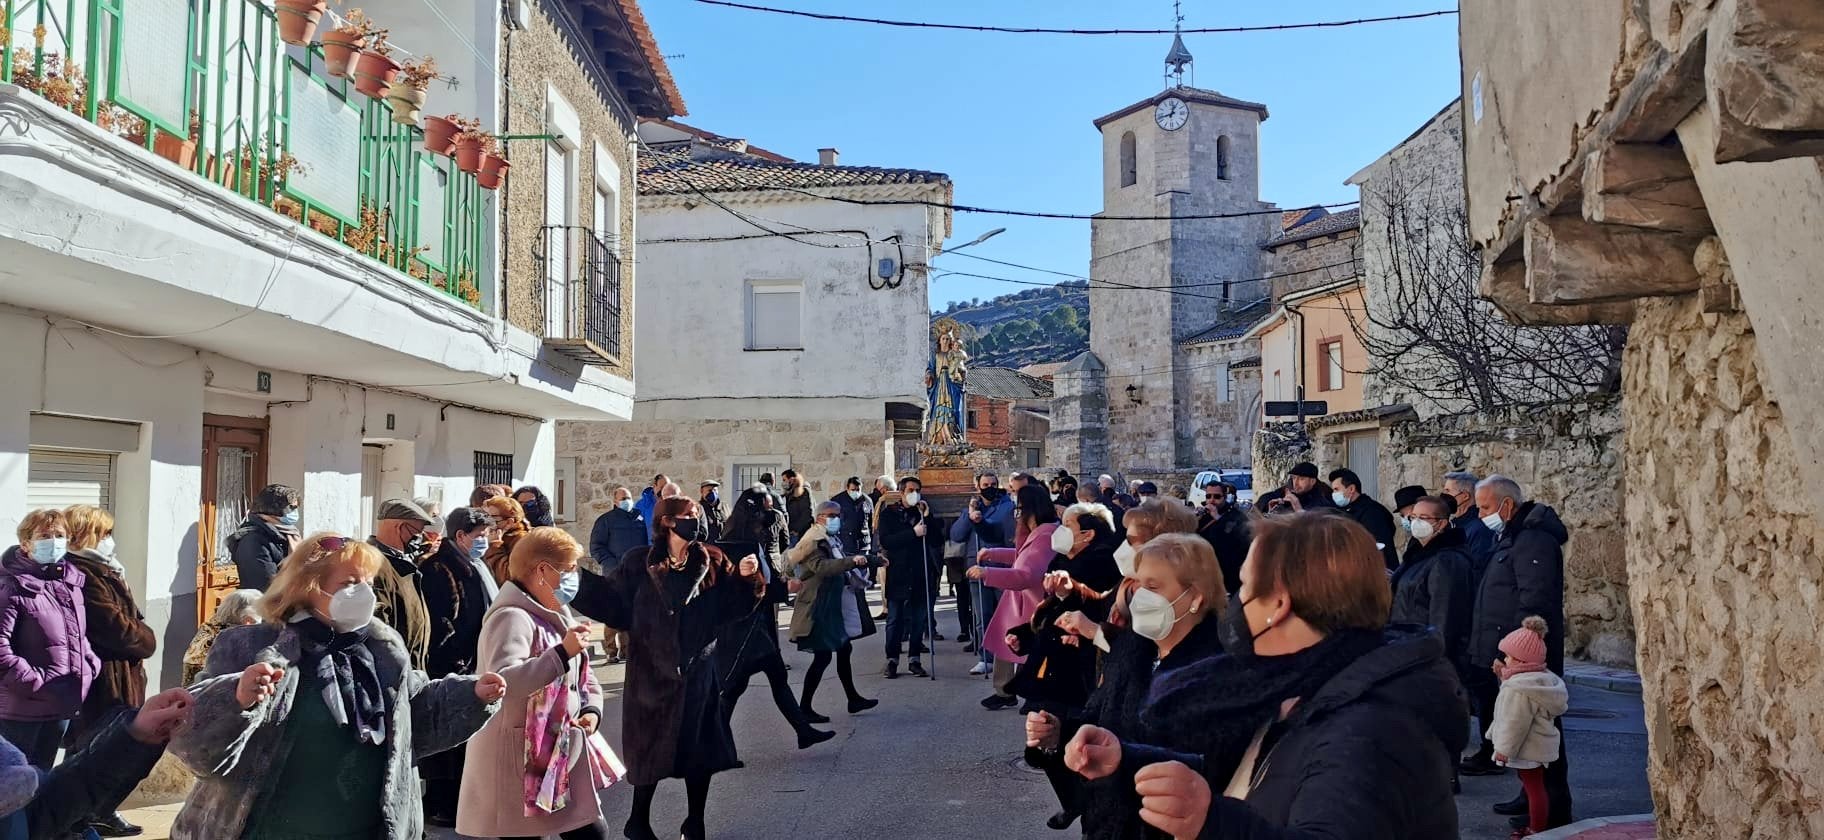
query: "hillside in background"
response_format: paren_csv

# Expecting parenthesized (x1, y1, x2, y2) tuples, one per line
(933, 281, 1089, 369)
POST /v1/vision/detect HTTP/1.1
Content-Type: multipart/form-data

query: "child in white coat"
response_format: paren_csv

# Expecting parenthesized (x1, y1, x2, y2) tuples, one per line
(1489, 615, 1570, 838)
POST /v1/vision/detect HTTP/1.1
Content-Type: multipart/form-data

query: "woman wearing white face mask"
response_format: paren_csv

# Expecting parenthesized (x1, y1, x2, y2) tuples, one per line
(168, 532, 507, 840)
(460, 527, 623, 840)
(1044, 498, 1200, 651)
(0, 509, 100, 770)
(1026, 533, 1226, 839)
(63, 505, 158, 837)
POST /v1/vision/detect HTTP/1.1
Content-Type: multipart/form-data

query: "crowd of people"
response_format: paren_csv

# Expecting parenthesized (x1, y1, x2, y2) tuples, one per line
(0, 457, 1575, 840)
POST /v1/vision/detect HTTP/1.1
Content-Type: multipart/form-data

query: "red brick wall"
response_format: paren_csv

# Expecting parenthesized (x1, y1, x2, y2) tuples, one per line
(966, 395, 1015, 448)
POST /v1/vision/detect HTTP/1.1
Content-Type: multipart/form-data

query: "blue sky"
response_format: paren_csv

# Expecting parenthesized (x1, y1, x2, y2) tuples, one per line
(638, 0, 1464, 309)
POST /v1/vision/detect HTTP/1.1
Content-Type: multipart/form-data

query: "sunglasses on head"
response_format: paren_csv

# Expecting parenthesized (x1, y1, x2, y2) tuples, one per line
(307, 535, 353, 563)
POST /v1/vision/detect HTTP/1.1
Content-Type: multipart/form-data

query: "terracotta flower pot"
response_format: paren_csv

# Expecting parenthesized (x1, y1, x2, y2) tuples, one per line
(385, 80, 427, 125)
(478, 153, 509, 190)
(422, 115, 458, 156)
(454, 136, 485, 174)
(153, 129, 196, 170)
(321, 30, 366, 79)
(352, 50, 400, 99)
(275, 0, 328, 47)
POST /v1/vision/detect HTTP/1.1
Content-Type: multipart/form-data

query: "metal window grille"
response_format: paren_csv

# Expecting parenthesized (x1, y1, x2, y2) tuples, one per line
(473, 451, 514, 487)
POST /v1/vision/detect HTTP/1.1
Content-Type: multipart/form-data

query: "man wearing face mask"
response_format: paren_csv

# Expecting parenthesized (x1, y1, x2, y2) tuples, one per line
(830, 477, 875, 563)
(1469, 475, 1574, 829)
(1329, 469, 1399, 572)
(228, 484, 303, 591)
(417, 506, 496, 827)
(699, 481, 728, 544)
(368, 499, 437, 671)
(591, 486, 649, 572)
(951, 473, 1014, 672)
(1195, 481, 1251, 596)
(1444, 470, 1497, 581)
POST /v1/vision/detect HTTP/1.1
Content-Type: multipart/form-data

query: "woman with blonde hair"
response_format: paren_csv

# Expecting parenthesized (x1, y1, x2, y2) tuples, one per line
(63, 505, 158, 837)
(481, 495, 529, 585)
(181, 590, 261, 685)
(459, 527, 622, 840)
(1066, 512, 1466, 840)
(168, 533, 506, 840)
(1026, 533, 1227, 837)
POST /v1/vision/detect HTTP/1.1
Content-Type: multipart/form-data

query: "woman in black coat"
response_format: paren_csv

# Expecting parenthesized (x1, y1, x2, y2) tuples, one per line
(416, 507, 495, 826)
(568, 497, 764, 840)
(1065, 512, 1468, 840)
(1391, 497, 1476, 677)
(1026, 533, 1226, 838)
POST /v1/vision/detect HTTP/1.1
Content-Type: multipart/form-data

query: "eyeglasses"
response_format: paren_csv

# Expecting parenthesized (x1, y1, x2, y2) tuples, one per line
(317, 536, 352, 552)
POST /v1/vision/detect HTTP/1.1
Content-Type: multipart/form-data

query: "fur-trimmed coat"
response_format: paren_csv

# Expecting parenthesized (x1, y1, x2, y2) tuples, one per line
(165, 619, 495, 840)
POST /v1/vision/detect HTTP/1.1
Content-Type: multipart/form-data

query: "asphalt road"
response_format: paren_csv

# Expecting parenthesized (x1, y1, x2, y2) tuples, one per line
(444, 597, 1652, 839)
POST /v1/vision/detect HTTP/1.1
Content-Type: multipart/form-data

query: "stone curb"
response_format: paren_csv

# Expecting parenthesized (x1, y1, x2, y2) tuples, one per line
(1529, 813, 1655, 839)
(1565, 669, 1643, 695)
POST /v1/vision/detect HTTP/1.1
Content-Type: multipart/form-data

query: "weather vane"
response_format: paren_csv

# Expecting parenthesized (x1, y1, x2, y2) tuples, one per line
(1164, 0, 1194, 88)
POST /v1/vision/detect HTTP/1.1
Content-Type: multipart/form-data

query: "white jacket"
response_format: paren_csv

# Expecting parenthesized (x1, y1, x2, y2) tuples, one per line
(1487, 670, 1569, 768)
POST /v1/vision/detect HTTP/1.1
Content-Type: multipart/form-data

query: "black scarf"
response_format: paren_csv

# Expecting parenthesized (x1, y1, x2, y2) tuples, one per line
(295, 616, 391, 746)
(1139, 628, 1384, 782)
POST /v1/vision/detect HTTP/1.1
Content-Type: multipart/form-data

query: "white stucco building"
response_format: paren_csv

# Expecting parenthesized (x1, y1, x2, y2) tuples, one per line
(559, 119, 950, 532)
(0, 0, 681, 688)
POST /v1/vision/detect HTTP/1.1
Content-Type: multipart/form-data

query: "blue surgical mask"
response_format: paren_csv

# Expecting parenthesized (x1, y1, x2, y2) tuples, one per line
(30, 538, 66, 564)
(1332, 491, 1350, 507)
(705, 492, 719, 505)
(1482, 511, 1506, 534)
(279, 508, 300, 527)
(554, 570, 580, 606)
(825, 516, 842, 533)
(616, 499, 634, 512)
(468, 536, 489, 561)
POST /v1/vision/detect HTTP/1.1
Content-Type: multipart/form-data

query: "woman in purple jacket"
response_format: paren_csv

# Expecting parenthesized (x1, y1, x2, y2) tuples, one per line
(0, 509, 100, 768)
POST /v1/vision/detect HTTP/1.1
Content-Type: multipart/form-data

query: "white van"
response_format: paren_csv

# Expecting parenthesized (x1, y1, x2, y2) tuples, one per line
(1189, 469, 1254, 507)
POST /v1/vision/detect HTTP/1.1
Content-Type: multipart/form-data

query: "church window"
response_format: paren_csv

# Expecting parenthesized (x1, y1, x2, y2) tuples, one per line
(1119, 132, 1137, 188)
(1217, 135, 1231, 181)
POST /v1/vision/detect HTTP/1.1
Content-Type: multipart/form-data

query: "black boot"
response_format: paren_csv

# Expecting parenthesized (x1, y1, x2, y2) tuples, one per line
(1494, 790, 1529, 816)
(1460, 742, 1505, 776)
(848, 695, 879, 714)
(90, 815, 142, 838)
(797, 728, 837, 749)
(1046, 811, 1081, 831)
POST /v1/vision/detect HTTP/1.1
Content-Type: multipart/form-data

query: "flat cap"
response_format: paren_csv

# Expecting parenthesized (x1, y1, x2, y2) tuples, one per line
(376, 498, 434, 525)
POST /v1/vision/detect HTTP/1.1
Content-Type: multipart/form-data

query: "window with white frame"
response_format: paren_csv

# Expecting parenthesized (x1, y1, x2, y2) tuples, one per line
(553, 456, 577, 523)
(745, 280, 803, 350)
(543, 140, 575, 338)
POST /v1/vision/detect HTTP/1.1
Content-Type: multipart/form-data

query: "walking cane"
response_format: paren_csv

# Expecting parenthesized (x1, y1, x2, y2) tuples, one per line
(920, 524, 937, 681)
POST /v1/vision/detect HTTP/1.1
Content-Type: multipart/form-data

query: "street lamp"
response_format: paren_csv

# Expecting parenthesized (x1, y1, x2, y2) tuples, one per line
(936, 227, 1007, 256)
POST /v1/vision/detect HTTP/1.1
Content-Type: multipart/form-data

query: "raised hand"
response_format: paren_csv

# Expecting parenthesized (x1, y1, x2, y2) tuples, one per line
(1026, 710, 1060, 750)
(1135, 761, 1212, 839)
(474, 672, 508, 703)
(1064, 725, 1123, 780)
(1054, 610, 1098, 642)
(738, 554, 761, 577)
(129, 687, 194, 744)
(236, 662, 284, 710)
(561, 622, 592, 658)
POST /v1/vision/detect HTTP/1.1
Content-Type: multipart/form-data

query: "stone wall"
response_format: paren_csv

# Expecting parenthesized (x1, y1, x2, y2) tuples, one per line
(1623, 293, 1824, 839)
(557, 416, 888, 544)
(1379, 395, 1630, 665)
(1252, 396, 1632, 666)
(1267, 230, 1361, 299)
(1046, 354, 1109, 477)
(500, 0, 638, 380)
(1178, 337, 1262, 471)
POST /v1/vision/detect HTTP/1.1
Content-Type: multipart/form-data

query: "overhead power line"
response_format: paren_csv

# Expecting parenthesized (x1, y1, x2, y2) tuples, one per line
(688, 1, 1457, 36)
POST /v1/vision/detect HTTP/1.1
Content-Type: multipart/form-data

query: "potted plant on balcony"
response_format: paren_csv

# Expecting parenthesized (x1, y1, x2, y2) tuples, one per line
(275, 0, 329, 47)
(153, 110, 202, 170)
(422, 112, 461, 156)
(98, 103, 148, 146)
(385, 55, 437, 125)
(452, 118, 489, 174)
(321, 8, 378, 79)
(352, 37, 399, 99)
(478, 150, 510, 190)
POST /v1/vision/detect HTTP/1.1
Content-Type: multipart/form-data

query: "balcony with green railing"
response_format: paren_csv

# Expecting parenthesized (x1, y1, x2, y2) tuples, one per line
(1, 0, 490, 310)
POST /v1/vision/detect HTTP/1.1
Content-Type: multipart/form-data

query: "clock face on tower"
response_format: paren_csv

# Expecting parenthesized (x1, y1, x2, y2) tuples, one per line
(1155, 96, 1189, 131)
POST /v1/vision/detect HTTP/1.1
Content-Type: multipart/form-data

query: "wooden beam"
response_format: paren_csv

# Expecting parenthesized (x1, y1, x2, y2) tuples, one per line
(1708, 0, 1824, 161)
(1523, 216, 1702, 304)
(1581, 142, 1713, 233)
(1694, 235, 1742, 314)
(1479, 259, 1637, 327)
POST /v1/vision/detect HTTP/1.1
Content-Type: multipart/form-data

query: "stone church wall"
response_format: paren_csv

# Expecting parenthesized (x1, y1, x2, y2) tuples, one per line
(1622, 294, 1824, 839)
(1267, 230, 1361, 300)
(1180, 340, 1261, 470)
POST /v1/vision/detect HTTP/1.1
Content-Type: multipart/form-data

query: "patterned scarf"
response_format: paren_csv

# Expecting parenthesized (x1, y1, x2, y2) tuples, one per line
(294, 616, 390, 746)
(521, 608, 623, 815)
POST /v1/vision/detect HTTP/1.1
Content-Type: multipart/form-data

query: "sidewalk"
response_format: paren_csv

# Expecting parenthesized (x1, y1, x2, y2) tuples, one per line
(1565, 658, 1642, 695)
(1534, 814, 1655, 839)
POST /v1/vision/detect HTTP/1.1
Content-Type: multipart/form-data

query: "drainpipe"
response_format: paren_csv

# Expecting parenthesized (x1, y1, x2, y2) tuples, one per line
(1288, 302, 1308, 426)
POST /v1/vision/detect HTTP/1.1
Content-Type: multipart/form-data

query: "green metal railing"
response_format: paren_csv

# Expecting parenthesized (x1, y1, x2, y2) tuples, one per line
(2, 0, 488, 309)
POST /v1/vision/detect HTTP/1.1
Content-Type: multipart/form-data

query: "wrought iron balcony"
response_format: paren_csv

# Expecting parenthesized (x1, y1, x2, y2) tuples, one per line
(1, 0, 489, 310)
(534, 225, 622, 366)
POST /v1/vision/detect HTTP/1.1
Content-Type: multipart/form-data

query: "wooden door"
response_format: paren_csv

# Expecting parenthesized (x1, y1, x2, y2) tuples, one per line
(198, 416, 269, 623)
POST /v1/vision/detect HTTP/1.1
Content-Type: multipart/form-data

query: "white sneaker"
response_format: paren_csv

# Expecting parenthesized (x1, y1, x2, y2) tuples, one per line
(969, 661, 990, 676)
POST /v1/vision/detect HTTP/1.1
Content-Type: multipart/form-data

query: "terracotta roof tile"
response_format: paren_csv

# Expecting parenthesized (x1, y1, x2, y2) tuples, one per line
(1265, 208, 1361, 248)
(640, 149, 950, 196)
(608, 0, 687, 117)
(1180, 298, 1270, 345)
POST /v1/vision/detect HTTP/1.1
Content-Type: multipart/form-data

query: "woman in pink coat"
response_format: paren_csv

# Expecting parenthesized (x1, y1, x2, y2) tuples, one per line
(969, 483, 1062, 711)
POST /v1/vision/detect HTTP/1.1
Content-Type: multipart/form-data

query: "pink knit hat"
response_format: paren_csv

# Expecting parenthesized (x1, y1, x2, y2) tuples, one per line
(1499, 616, 1550, 669)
